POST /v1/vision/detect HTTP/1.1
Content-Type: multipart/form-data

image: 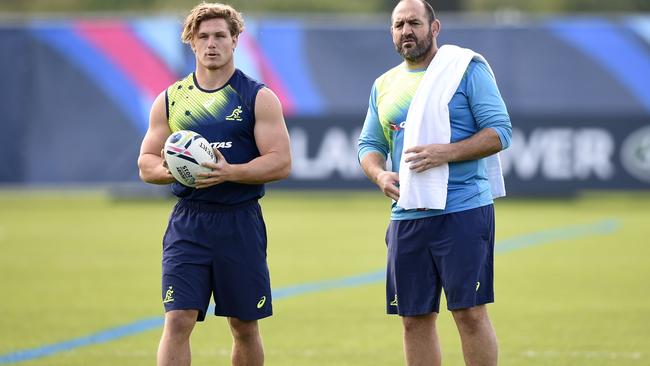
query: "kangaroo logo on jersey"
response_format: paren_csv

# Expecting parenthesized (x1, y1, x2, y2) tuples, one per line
(225, 106, 243, 121)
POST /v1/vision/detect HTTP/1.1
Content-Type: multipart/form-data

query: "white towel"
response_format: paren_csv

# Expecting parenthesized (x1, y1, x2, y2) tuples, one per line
(396, 44, 506, 210)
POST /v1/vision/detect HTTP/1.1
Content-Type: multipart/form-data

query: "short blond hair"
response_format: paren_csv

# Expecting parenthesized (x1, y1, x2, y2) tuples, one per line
(181, 2, 245, 44)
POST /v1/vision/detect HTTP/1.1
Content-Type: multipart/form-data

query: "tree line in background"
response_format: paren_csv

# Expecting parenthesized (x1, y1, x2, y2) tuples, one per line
(1, 0, 648, 14)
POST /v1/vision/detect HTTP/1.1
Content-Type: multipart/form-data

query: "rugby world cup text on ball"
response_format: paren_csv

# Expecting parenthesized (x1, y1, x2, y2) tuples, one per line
(176, 165, 193, 182)
(198, 140, 214, 160)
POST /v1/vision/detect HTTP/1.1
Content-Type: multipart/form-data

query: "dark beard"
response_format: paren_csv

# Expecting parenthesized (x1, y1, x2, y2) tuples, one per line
(396, 33, 433, 63)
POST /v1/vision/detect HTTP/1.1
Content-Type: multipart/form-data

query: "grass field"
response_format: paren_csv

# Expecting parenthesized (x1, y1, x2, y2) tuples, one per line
(1, 189, 649, 365)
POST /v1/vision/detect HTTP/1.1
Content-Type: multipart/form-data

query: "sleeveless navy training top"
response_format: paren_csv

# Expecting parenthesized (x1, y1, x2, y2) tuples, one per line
(166, 69, 265, 204)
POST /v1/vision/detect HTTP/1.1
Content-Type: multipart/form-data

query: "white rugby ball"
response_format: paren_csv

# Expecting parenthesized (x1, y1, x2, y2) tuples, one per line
(164, 130, 216, 187)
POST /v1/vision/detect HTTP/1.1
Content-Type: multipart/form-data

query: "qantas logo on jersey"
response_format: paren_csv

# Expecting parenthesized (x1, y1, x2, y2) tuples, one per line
(210, 141, 233, 149)
(389, 121, 407, 131)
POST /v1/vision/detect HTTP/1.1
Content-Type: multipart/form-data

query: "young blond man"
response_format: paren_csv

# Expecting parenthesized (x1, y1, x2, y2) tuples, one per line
(138, 3, 291, 365)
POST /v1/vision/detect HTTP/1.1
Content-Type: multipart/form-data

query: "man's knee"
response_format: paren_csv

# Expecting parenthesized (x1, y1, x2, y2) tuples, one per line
(402, 313, 437, 334)
(164, 310, 198, 337)
(228, 318, 260, 342)
(452, 305, 490, 334)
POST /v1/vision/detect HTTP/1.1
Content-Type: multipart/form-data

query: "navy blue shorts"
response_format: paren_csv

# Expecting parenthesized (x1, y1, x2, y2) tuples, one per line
(161, 199, 272, 321)
(385, 205, 495, 316)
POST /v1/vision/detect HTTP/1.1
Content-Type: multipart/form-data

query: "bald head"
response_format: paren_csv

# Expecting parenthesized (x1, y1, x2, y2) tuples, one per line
(392, 0, 436, 25)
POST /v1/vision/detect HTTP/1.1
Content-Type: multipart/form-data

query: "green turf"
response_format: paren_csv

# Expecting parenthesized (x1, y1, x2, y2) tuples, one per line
(0, 190, 649, 365)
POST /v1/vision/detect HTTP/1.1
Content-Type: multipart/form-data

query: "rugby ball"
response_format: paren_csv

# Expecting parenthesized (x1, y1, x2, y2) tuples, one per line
(164, 130, 216, 187)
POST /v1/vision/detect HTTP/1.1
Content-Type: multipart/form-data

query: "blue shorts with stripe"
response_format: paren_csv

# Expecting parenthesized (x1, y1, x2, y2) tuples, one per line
(385, 204, 495, 316)
(161, 199, 272, 321)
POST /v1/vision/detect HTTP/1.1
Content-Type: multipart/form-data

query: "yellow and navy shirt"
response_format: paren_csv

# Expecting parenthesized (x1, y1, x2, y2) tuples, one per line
(166, 69, 264, 204)
(358, 60, 512, 220)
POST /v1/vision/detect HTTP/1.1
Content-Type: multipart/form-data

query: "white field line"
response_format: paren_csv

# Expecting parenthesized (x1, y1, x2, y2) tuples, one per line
(522, 350, 642, 360)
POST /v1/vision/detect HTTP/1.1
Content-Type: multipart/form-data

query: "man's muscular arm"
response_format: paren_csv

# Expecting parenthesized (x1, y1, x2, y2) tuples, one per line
(138, 92, 175, 184)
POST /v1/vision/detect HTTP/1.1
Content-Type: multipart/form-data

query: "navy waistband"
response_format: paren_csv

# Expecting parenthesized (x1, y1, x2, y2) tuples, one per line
(176, 198, 259, 212)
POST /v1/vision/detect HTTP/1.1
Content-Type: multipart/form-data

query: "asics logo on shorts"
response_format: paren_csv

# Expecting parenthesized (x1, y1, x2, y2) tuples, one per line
(257, 296, 266, 309)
